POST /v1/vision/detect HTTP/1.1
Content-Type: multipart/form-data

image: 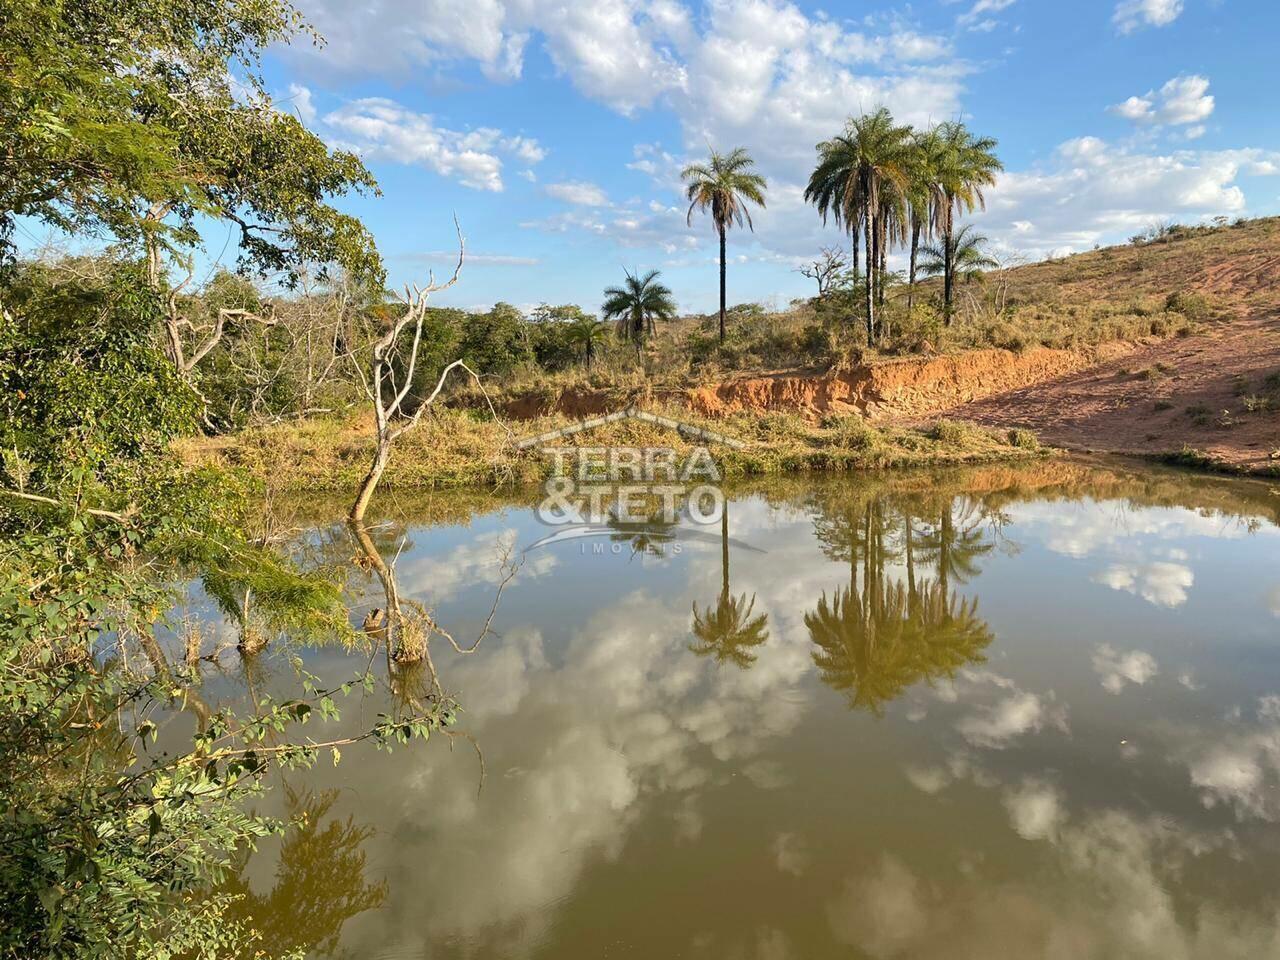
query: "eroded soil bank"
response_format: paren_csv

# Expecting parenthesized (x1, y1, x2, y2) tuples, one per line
(501, 343, 1131, 422)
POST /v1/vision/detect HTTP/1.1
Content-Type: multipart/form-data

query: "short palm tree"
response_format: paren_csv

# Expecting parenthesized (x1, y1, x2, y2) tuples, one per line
(681, 147, 768, 344)
(565, 315, 610, 370)
(601, 269, 677, 361)
(805, 108, 913, 345)
(932, 122, 1002, 323)
(918, 225, 997, 287)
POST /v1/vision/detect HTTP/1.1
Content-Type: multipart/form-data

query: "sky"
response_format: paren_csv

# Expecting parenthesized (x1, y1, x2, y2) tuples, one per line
(55, 0, 1280, 313)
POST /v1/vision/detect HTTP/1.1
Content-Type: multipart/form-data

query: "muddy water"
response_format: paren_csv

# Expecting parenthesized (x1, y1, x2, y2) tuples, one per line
(192, 461, 1280, 959)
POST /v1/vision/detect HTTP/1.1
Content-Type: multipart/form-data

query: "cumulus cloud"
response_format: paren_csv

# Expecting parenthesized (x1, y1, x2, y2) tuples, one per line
(282, 82, 316, 124)
(958, 691, 1049, 748)
(292, 0, 685, 112)
(1094, 561, 1194, 608)
(545, 180, 611, 207)
(1003, 779, 1064, 840)
(1092, 644, 1160, 694)
(1109, 75, 1214, 127)
(976, 138, 1280, 261)
(1113, 0, 1184, 34)
(322, 98, 545, 191)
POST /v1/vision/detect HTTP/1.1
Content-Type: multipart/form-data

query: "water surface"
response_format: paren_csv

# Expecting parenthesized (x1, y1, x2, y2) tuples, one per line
(180, 460, 1280, 959)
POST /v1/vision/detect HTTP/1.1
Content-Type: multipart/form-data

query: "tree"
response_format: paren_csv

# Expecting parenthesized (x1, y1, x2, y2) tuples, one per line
(601, 269, 677, 361)
(806, 109, 913, 345)
(904, 127, 946, 315)
(932, 123, 1002, 324)
(799, 247, 849, 298)
(681, 147, 768, 344)
(348, 225, 485, 525)
(918, 226, 998, 288)
(564, 315, 611, 370)
(0, 0, 382, 305)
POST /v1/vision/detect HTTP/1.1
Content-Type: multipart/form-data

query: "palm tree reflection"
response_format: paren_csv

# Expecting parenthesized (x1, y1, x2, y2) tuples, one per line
(691, 507, 770, 667)
(804, 489, 998, 714)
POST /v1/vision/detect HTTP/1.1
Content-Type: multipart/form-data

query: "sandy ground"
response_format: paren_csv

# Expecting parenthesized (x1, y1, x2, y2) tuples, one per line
(923, 311, 1280, 473)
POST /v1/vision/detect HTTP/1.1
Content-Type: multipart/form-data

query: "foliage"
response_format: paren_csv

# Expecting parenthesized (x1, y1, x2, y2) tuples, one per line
(0, 0, 381, 285)
(602, 269, 678, 356)
(0, 259, 200, 492)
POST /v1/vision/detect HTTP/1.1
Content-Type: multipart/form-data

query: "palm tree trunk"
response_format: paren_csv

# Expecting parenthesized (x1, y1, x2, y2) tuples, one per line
(718, 224, 727, 344)
(852, 223, 860, 280)
(863, 206, 876, 345)
(907, 219, 921, 314)
(877, 220, 887, 311)
(720, 505, 730, 599)
(942, 204, 955, 325)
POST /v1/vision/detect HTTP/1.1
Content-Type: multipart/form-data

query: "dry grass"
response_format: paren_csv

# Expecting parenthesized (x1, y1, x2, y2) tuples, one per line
(178, 406, 1044, 493)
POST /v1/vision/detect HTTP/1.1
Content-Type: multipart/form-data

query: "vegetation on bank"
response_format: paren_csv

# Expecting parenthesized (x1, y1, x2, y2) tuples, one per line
(179, 407, 1045, 493)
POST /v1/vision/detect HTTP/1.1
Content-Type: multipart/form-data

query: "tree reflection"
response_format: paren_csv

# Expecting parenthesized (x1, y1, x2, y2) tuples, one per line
(219, 784, 387, 959)
(805, 489, 997, 714)
(691, 507, 769, 667)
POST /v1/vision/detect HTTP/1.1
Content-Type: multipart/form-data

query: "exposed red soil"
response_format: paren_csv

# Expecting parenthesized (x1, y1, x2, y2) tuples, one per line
(920, 312, 1280, 473)
(502, 345, 1125, 422)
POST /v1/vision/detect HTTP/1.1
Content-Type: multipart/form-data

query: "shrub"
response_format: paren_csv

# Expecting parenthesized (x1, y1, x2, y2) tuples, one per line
(1007, 428, 1040, 451)
(930, 419, 980, 445)
(1164, 291, 1212, 323)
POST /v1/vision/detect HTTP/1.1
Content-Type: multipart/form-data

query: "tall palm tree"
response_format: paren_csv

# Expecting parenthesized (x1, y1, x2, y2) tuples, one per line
(905, 127, 945, 314)
(601, 269, 678, 361)
(933, 122, 1002, 324)
(805, 108, 913, 345)
(682, 147, 768, 344)
(565, 314, 610, 370)
(918, 225, 998, 292)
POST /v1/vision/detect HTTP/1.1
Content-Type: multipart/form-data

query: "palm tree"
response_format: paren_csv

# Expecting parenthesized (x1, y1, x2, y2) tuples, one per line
(905, 127, 945, 314)
(805, 108, 913, 345)
(565, 314, 610, 370)
(933, 122, 1002, 324)
(681, 147, 768, 344)
(601, 269, 678, 361)
(918, 225, 998, 289)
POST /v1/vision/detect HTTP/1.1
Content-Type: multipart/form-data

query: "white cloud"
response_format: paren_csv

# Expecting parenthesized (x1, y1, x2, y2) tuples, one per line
(958, 691, 1049, 748)
(1110, 95, 1154, 121)
(283, 82, 316, 124)
(1110, 75, 1214, 127)
(291, 0, 686, 113)
(1092, 644, 1160, 694)
(1113, 0, 1184, 34)
(1094, 561, 1194, 608)
(321, 98, 544, 191)
(545, 180, 611, 207)
(976, 139, 1280, 261)
(957, 0, 1018, 30)
(1003, 779, 1064, 840)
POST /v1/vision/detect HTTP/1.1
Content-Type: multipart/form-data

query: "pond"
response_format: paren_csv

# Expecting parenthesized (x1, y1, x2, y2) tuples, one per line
(171, 459, 1280, 959)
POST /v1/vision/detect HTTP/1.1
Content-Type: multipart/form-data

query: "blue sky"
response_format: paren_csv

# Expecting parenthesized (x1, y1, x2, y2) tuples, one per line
(60, 0, 1280, 313)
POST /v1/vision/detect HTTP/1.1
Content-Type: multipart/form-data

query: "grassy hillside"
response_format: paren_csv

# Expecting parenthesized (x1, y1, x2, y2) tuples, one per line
(493, 216, 1275, 396)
